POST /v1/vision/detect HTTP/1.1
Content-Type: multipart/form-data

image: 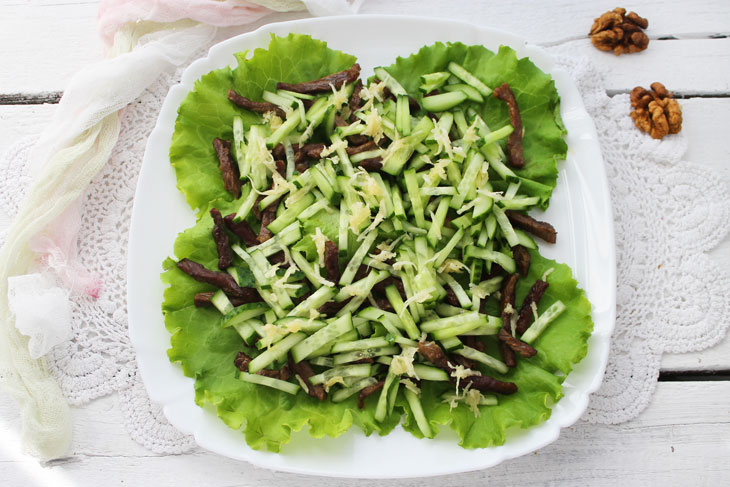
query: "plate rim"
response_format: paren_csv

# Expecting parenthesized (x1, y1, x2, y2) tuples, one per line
(128, 13, 616, 478)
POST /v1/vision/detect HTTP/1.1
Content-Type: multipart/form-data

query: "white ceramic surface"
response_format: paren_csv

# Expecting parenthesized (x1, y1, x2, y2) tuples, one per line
(128, 15, 616, 478)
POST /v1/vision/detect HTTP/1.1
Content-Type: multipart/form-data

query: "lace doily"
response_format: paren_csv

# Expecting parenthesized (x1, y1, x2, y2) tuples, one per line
(0, 53, 728, 453)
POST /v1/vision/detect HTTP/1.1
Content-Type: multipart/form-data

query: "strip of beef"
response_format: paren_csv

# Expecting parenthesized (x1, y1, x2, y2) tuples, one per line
(499, 273, 519, 367)
(359, 157, 383, 171)
(177, 259, 260, 301)
(213, 138, 241, 198)
(512, 244, 531, 277)
(353, 264, 371, 283)
(194, 291, 256, 308)
(257, 364, 291, 381)
(492, 83, 525, 169)
(268, 250, 286, 266)
(318, 298, 351, 317)
(275, 159, 286, 177)
(277, 63, 361, 94)
(498, 328, 537, 358)
(351, 357, 375, 365)
(349, 79, 363, 111)
(335, 114, 369, 145)
(302, 143, 326, 160)
(358, 379, 385, 409)
(451, 354, 478, 370)
(373, 295, 394, 312)
(408, 96, 420, 111)
(372, 276, 406, 299)
(252, 196, 264, 220)
(324, 240, 340, 283)
(346, 140, 378, 156)
(289, 358, 326, 401)
(234, 351, 252, 371)
(223, 214, 259, 246)
(272, 143, 298, 160)
(210, 208, 233, 270)
(505, 210, 557, 243)
(445, 287, 460, 307)
(463, 336, 486, 353)
(516, 279, 550, 335)
(228, 89, 286, 118)
(461, 374, 518, 395)
(417, 341, 450, 370)
(258, 199, 279, 243)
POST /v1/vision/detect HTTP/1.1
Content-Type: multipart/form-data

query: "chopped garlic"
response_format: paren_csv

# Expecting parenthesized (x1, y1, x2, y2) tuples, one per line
(541, 267, 555, 281)
(362, 108, 385, 143)
(400, 289, 432, 316)
(391, 346, 419, 378)
(438, 259, 468, 274)
(295, 374, 309, 394)
(320, 137, 348, 158)
(262, 110, 283, 130)
(323, 376, 346, 393)
(400, 378, 421, 396)
(359, 80, 386, 111)
(430, 123, 453, 158)
(284, 319, 303, 333)
(309, 308, 323, 320)
(392, 259, 416, 272)
(349, 201, 371, 234)
(449, 362, 480, 392)
(464, 388, 484, 417)
(330, 82, 350, 111)
(423, 158, 451, 185)
(462, 120, 480, 144)
(313, 227, 327, 267)
(359, 205, 386, 240)
(531, 301, 539, 321)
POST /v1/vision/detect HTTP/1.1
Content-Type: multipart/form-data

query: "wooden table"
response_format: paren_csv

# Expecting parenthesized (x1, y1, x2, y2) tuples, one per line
(1, 1, 729, 485)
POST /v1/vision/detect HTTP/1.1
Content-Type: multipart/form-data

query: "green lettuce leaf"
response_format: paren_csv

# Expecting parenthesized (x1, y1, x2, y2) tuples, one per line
(169, 34, 357, 215)
(378, 42, 567, 207)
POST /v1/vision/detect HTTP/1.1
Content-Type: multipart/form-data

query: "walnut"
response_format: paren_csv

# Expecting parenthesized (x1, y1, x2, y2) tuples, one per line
(589, 7, 649, 55)
(629, 82, 682, 139)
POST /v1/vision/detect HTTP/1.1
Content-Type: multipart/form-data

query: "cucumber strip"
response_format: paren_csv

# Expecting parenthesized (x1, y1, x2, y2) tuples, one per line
(451, 151, 485, 209)
(439, 335, 462, 351)
(233, 185, 259, 222)
(350, 149, 384, 163)
(492, 205, 521, 247)
(239, 372, 299, 395)
(447, 62, 492, 97)
(435, 303, 468, 317)
(431, 321, 483, 340)
(377, 356, 393, 366)
(404, 388, 432, 438)
(380, 117, 434, 175)
(385, 285, 420, 340)
(453, 346, 509, 374)
(413, 364, 450, 381)
(396, 95, 411, 135)
(464, 245, 517, 274)
(288, 286, 336, 317)
(277, 89, 315, 100)
(395, 336, 418, 347)
(481, 124, 514, 145)
(443, 83, 484, 103)
(481, 142, 517, 181)
(432, 228, 465, 269)
(210, 290, 234, 315)
(459, 324, 501, 336)
(283, 139, 296, 179)
(331, 377, 379, 403)
(472, 192, 493, 220)
(267, 109, 302, 147)
(373, 67, 408, 96)
(266, 193, 316, 234)
(440, 273, 473, 309)
(421, 91, 467, 112)
(374, 368, 398, 422)
(333, 346, 400, 365)
(309, 165, 337, 202)
(309, 356, 334, 367)
(297, 198, 332, 221)
(420, 311, 486, 333)
(262, 90, 296, 107)
(453, 110, 469, 137)
(291, 251, 330, 289)
(387, 377, 399, 415)
(222, 302, 268, 328)
(403, 169, 426, 229)
(329, 134, 354, 176)
(232, 321, 258, 345)
(274, 317, 328, 334)
(232, 116, 247, 176)
(521, 300, 567, 344)
(485, 213, 497, 239)
(356, 307, 405, 332)
(420, 71, 451, 93)
(339, 230, 378, 285)
(308, 363, 372, 385)
(331, 336, 392, 353)
(290, 313, 353, 363)
(338, 204, 350, 258)
(500, 195, 541, 210)
(420, 187, 456, 197)
(371, 173, 394, 217)
(427, 196, 451, 247)
(335, 270, 390, 302)
(512, 228, 538, 249)
(248, 332, 306, 373)
(469, 276, 504, 299)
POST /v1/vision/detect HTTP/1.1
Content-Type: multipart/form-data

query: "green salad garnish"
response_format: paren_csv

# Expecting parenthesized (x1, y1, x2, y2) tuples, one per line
(161, 33, 592, 452)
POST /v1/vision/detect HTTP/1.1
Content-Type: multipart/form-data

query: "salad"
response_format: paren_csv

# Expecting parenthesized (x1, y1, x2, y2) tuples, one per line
(161, 34, 593, 452)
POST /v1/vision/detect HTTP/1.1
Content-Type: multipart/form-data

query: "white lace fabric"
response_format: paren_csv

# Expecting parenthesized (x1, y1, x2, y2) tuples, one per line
(1, 52, 728, 453)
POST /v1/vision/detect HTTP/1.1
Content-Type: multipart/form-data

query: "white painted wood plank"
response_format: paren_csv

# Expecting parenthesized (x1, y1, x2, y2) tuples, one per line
(1, 382, 728, 485)
(1, 1, 730, 94)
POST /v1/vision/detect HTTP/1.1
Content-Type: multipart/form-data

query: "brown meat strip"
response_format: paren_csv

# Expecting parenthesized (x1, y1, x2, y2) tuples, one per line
(498, 328, 537, 358)
(324, 240, 340, 283)
(275, 159, 286, 177)
(499, 341, 517, 368)
(353, 264, 371, 283)
(372, 276, 406, 299)
(346, 140, 378, 156)
(318, 298, 351, 317)
(359, 157, 383, 171)
(258, 199, 279, 243)
(177, 259, 259, 301)
(301, 143, 326, 160)
(227, 89, 286, 118)
(461, 374, 518, 395)
(499, 273, 519, 367)
(223, 213, 259, 247)
(505, 210, 557, 243)
(272, 143, 298, 160)
(358, 380, 385, 409)
(349, 79, 363, 111)
(516, 280, 549, 335)
(289, 358, 326, 401)
(512, 244, 531, 277)
(417, 342, 450, 370)
(451, 354, 478, 370)
(194, 291, 256, 308)
(373, 295, 394, 312)
(257, 364, 291, 381)
(234, 352, 252, 371)
(463, 336, 486, 353)
(213, 138, 241, 198)
(268, 250, 286, 265)
(492, 83, 525, 169)
(210, 208, 233, 270)
(277, 64, 361, 94)
(445, 287, 460, 307)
